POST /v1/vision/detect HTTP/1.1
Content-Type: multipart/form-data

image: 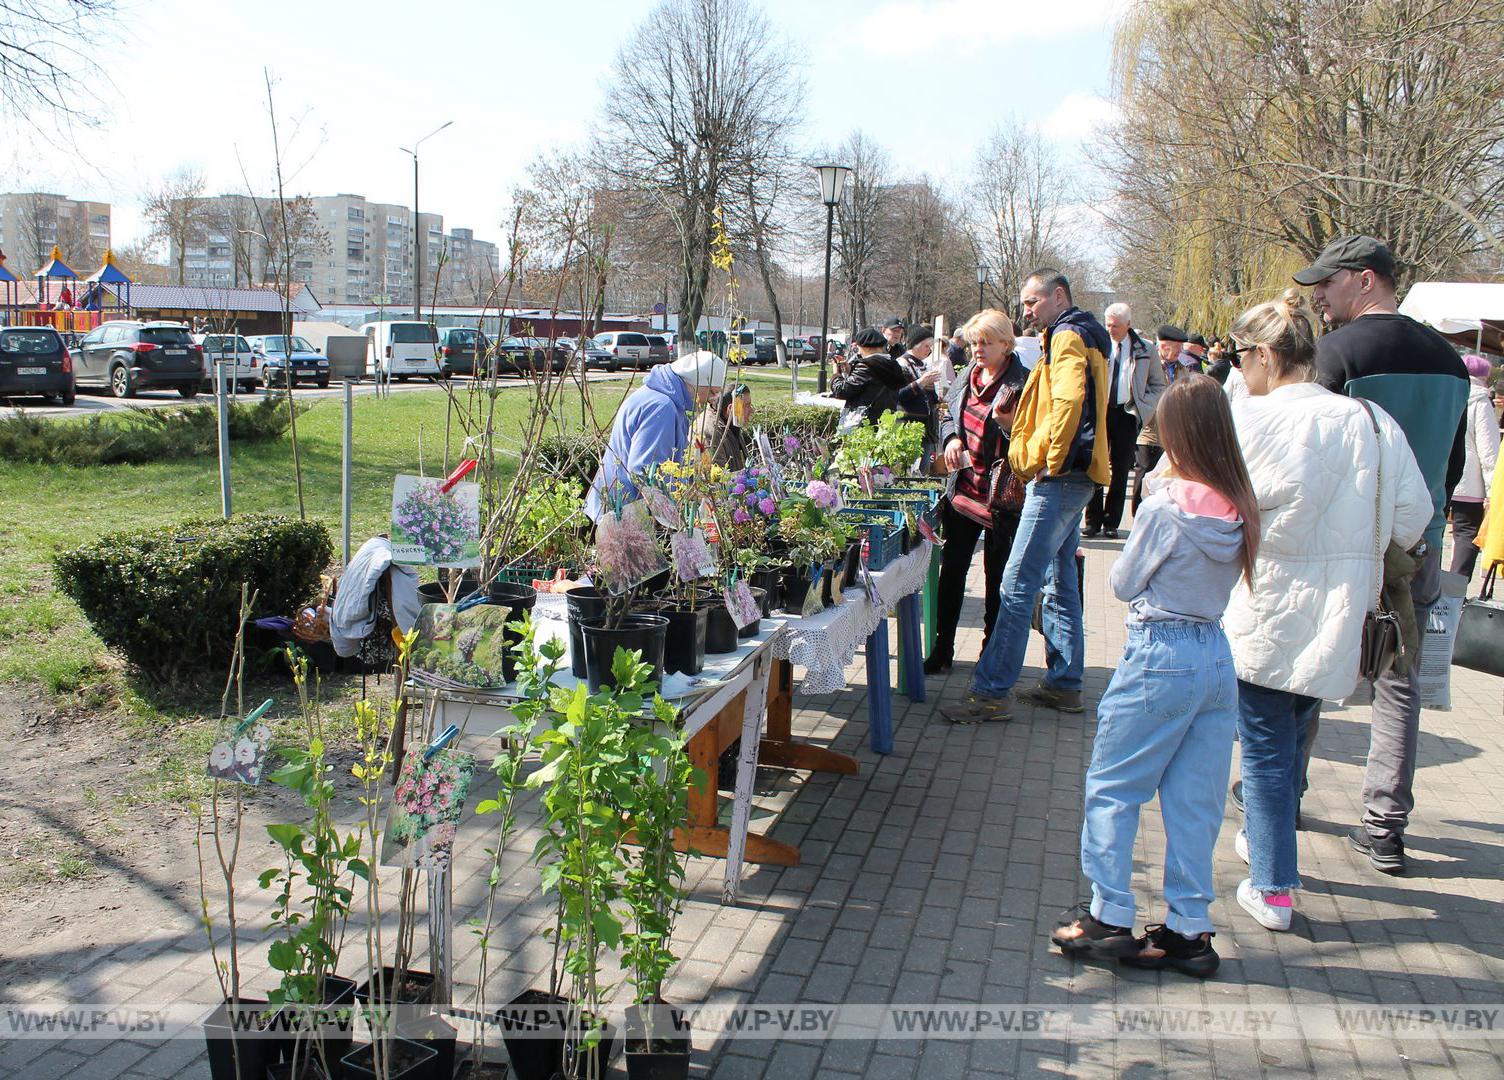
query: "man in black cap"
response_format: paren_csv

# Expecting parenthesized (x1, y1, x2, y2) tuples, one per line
(881, 316, 906, 359)
(1156, 323, 1199, 382)
(1186, 333, 1210, 369)
(1295, 234, 1469, 877)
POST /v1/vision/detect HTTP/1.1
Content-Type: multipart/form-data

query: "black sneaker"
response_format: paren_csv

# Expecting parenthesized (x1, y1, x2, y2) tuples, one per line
(1049, 901, 1137, 958)
(1349, 826, 1405, 875)
(922, 653, 953, 675)
(1081, 523, 1102, 538)
(1103, 528, 1120, 540)
(1120, 924, 1220, 978)
(1231, 780, 1244, 812)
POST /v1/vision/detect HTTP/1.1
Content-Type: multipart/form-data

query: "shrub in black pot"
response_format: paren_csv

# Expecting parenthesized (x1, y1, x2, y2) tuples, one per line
(704, 603, 740, 654)
(485, 580, 538, 682)
(625, 1000, 692, 1080)
(277, 974, 357, 1080)
(750, 568, 781, 614)
(53, 513, 332, 682)
(779, 563, 812, 614)
(580, 614, 668, 691)
(497, 990, 615, 1080)
(203, 996, 287, 1080)
(341, 1037, 438, 1080)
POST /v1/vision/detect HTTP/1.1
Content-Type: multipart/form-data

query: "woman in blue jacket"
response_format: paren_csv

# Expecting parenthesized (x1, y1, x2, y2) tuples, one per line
(586, 349, 727, 518)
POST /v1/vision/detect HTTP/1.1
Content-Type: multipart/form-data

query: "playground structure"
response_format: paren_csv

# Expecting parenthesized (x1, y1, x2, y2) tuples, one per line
(0, 245, 133, 333)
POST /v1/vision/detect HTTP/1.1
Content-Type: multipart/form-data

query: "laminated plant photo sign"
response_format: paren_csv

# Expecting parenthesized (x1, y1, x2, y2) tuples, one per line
(206, 718, 274, 786)
(408, 603, 514, 690)
(391, 474, 481, 567)
(380, 748, 477, 870)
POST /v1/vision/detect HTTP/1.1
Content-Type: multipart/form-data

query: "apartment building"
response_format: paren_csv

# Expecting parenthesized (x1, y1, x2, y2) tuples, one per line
(171, 193, 491, 307)
(0, 192, 112, 271)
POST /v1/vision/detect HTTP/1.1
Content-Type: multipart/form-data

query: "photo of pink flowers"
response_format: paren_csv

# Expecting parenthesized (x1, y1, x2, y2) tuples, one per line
(390, 474, 481, 568)
(380, 747, 476, 870)
(206, 721, 274, 786)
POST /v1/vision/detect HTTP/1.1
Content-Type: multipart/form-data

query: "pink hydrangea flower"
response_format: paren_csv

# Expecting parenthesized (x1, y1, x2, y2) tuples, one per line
(758, 497, 776, 515)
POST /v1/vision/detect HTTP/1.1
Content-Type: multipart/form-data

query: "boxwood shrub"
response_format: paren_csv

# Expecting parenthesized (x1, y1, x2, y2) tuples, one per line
(53, 513, 333, 682)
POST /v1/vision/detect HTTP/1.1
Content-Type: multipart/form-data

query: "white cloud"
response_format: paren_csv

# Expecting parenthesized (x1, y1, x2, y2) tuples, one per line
(1042, 92, 1121, 141)
(853, 0, 1124, 57)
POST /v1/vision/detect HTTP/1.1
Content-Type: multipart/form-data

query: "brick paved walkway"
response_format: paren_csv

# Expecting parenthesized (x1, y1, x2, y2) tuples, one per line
(4, 538, 1503, 1078)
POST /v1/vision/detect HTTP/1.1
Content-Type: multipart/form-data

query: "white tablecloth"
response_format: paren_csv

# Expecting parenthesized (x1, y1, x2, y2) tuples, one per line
(770, 541, 933, 695)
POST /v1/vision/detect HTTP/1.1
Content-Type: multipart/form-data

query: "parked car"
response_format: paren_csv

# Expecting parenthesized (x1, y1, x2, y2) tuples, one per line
(489, 336, 539, 376)
(595, 331, 653, 369)
(519, 336, 570, 373)
(194, 333, 259, 393)
(247, 334, 331, 388)
(0, 325, 75, 406)
(561, 336, 618, 372)
(729, 329, 777, 365)
(644, 334, 671, 365)
(436, 326, 489, 377)
(75, 320, 203, 398)
(361, 320, 442, 381)
(785, 338, 813, 362)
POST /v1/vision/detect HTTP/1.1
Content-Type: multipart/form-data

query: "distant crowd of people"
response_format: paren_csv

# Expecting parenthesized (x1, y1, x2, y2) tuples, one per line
(828, 234, 1499, 979)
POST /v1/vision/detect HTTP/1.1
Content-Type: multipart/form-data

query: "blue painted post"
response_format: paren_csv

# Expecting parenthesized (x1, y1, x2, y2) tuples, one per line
(898, 593, 925, 702)
(865, 620, 894, 754)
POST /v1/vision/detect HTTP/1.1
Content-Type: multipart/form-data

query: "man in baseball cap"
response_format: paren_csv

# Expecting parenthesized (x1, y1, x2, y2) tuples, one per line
(881, 316, 906, 358)
(1297, 233, 1468, 877)
(1292, 233, 1398, 289)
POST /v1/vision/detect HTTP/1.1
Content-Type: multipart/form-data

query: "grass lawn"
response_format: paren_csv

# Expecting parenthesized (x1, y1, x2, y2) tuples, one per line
(0, 384, 625, 799)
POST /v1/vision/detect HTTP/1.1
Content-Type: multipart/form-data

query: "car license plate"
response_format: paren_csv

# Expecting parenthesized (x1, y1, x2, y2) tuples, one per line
(166, 349, 187, 356)
(298, 368, 315, 375)
(17, 366, 46, 375)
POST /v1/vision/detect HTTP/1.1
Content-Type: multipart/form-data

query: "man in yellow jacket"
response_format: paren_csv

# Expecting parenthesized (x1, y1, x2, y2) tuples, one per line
(944, 268, 1111, 723)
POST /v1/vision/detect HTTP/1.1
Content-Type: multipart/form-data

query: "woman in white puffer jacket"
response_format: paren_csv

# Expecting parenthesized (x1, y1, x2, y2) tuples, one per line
(1222, 290, 1430, 933)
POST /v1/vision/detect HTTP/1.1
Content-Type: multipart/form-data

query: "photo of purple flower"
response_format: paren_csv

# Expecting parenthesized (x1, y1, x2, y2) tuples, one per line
(391, 475, 481, 568)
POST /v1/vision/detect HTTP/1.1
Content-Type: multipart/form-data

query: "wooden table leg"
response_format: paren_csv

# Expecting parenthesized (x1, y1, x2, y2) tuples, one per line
(899, 593, 926, 703)
(758, 658, 858, 775)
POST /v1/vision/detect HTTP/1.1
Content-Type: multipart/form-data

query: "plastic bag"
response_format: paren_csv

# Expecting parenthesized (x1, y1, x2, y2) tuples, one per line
(1417, 570, 1468, 711)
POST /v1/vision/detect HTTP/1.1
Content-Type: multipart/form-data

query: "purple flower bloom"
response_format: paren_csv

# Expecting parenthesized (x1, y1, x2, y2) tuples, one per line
(784, 435, 801, 453)
(758, 497, 776, 515)
(805, 480, 839, 509)
(732, 482, 746, 495)
(733, 508, 751, 524)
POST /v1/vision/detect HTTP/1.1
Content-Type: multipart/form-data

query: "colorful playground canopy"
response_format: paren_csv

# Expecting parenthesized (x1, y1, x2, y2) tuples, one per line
(35, 245, 77, 280)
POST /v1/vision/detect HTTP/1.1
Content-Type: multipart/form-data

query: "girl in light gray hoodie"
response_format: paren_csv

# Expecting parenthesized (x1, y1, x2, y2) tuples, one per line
(1050, 375, 1260, 978)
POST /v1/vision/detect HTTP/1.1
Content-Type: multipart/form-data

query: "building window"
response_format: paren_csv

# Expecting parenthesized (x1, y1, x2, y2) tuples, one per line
(348, 207, 364, 221)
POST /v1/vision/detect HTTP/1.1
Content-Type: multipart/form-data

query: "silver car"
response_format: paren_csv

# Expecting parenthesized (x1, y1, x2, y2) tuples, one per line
(194, 333, 259, 393)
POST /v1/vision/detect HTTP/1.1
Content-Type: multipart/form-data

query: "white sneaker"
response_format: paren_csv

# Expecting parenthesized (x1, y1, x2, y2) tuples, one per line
(1235, 829, 1250, 866)
(1237, 878, 1293, 931)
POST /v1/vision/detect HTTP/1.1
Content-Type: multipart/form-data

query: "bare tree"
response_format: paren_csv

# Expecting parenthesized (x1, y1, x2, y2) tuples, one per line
(600, 0, 802, 340)
(142, 170, 209, 286)
(0, 0, 113, 138)
(967, 120, 1081, 323)
(831, 130, 891, 330)
(253, 194, 327, 286)
(1110, 0, 1504, 328)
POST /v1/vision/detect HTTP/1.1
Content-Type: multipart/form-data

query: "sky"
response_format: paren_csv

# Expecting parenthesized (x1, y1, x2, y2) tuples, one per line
(4, 0, 1123, 260)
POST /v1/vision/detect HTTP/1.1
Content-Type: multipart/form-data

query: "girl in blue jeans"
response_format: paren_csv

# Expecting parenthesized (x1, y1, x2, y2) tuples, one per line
(1051, 375, 1260, 977)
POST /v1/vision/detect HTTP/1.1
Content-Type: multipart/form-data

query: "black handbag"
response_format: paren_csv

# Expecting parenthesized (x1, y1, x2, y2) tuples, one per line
(1453, 565, 1504, 676)
(1356, 401, 1402, 682)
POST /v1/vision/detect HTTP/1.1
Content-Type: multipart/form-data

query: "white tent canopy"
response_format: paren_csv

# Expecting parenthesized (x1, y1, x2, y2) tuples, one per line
(1398, 281, 1504, 335)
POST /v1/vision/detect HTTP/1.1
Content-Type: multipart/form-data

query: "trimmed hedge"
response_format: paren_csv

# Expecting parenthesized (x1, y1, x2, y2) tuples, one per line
(754, 400, 841, 439)
(53, 513, 333, 682)
(0, 395, 301, 466)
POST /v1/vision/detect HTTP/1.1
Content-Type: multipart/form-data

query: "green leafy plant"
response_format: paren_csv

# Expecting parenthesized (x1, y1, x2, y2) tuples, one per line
(259, 649, 365, 1077)
(834, 408, 926, 475)
(501, 476, 590, 570)
(54, 514, 332, 682)
(776, 492, 853, 567)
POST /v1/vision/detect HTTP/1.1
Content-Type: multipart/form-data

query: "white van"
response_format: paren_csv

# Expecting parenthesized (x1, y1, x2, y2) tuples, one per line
(361, 321, 441, 380)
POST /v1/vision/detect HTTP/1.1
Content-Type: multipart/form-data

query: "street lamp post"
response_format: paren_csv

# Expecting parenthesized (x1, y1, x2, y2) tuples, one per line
(814, 163, 851, 394)
(399, 120, 454, 321)
(976, 263, 990, 313)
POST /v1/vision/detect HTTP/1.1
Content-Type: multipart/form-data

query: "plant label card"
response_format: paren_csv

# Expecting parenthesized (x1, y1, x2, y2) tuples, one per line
(754, 430, 787, 498)
(409, 603, 514, 689)
(206, 720, 274, 786)
(671, 530, 717, 581)
(912, 512, 942, 547)
(642, 486, 683, 531)
(698, 500, 722, 543)
(800, 566, 825, 617)
(380, 747, 476, 871)
(391, 475, 481, 568)
(725, 580, 761, 629)
(859, 559, 882, 605)
(856, 466, 877, 497)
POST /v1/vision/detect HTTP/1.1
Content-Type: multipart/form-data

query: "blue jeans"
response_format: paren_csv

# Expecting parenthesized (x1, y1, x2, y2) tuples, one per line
(972, 475, 1095, 697)
(1082, 621, 1239, 936)
(1236, 679, 1319, 891)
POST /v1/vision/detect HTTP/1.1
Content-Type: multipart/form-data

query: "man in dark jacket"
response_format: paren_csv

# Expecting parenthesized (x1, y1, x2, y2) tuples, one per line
(831, 327, 910, 422)
(882, 316, 907, 359)
(1299, 234, 1469, 876)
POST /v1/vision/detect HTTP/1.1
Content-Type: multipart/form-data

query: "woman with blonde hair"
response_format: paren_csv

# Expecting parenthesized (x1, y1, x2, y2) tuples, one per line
(926, 308, 1027, 673)
(1222, 289, 1429, 932)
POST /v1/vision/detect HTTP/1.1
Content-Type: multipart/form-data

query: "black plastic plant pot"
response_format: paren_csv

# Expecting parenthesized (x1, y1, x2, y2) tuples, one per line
(341, 1037, 439, 1080)
(266, 1059, 332, 1080)
(704, 603, 740, 654)
(660, 605, 708, 676)
(280, 974, 357, 1077)
(738, 589, 766, 639)
(580, 614, 669, 692)
(779, 564, 812, 614)
(485, 580, 539, 683)
(750, 569, 781, 615)
(565, 586, 612, 678)
(354, 966, 436, 1009)
(204, 996, 286, 1080)
(820, 562, 837, 608)
(497, 990, 616, 1080)
(398, 1013, 456, 1080)
(418, 581, 477, 606)
(624, 1001, 692, 1080)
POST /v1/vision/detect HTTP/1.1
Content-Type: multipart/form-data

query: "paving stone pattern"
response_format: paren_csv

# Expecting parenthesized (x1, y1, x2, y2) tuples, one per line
(4, 538, 1504, 1078)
